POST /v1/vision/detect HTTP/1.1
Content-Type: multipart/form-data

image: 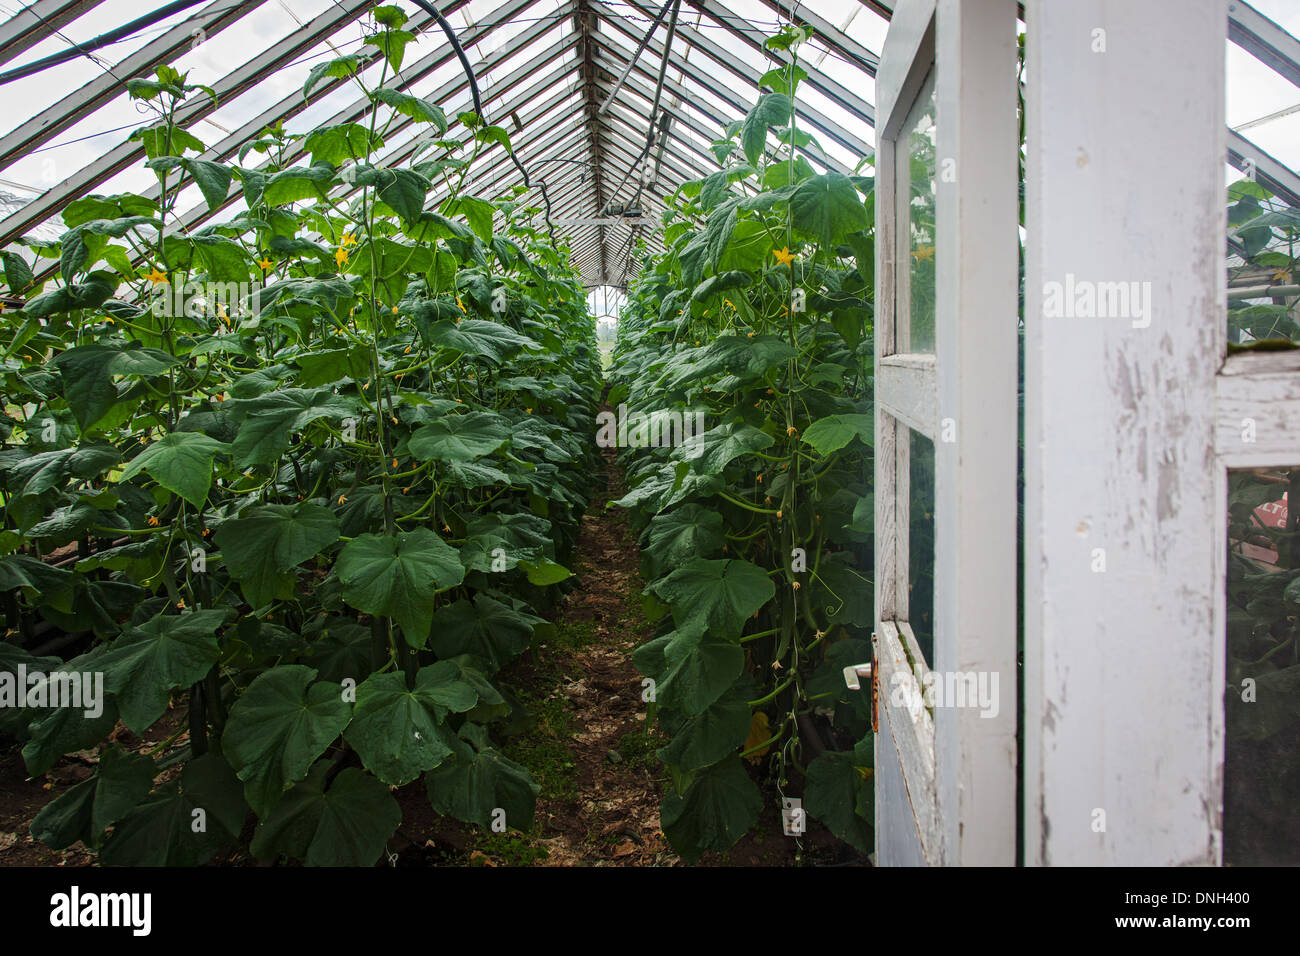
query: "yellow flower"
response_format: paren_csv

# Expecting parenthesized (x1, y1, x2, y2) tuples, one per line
(786, 426, 797, 437)
(145, 266, 169, 286)
(341, 232, 358, 248)
(147, 516, 160, 526)
(724, 299, 734, 308)
(335, 247, 349, 268)
(392, 458, 398, 468)
(391, 306, 399, 314)
(456, 296, 466, 313)
(911, 244, 935, 263)
(1273, 267, 1292, 282)
(525, 407, 533, 414)
(791, 580, 800, 590)
(746, 332, 753, 338)
(404, 345, 411, 354)
(104, 317, 115, 325)
(176, 599, 186, 609)
(338, 495, 348, 504)
(756, 473, 763, 483)
(257, 257, 274, 271)
(773, 246, 795, 266)
(776, 510, 783, 519)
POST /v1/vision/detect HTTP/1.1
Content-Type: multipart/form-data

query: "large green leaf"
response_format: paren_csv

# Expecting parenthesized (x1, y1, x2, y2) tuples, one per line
(790, 171, 871, 246)
(612, 460, 723, 513)
(676, 420, 774, 475)
(304, 122, 381, 167)
(229, 388, 356, 466)
(30, 745, 156, 850)
(422, 318, 540, 363)
(408, 411, 510, 462)
(427, 593, 542, 671)
(343, 664, 477, 785)
(801, 413, 874, 454)
(643, 505, 726, 579)
(99, 754, 247, 866)
(660, 756, 762, 862)
(118, 432, 230, 507)
(459, 512, 552, 573)
(803, 737, 874, 852)
(658, 623, 747, 716)
(656, 697, 751, 771)
(51, 344, 178, 430)
(371, 88, 448, 132)
(659, 334, 796, 389)
(303, 54, 362, 97)
(650, 558, 775, 640)
(336, 528, 465, 644)
(221, 665, 352, 817)
(214, 502, 340, 608)
(741, 93, 793, 165)
(0, 553, 75, 609)
(250, 763, 401, 866)
(3, 443, 120, 499)
(424, 733, 539, 830)
(98, 608, 229, 733)
(20, 647, 119, 776)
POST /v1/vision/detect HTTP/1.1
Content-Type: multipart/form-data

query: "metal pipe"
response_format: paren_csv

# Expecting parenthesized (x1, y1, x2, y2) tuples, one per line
(1229, 283, 1300, 300)
(606, 0, 680, 214)
(596, 0, 674, 116)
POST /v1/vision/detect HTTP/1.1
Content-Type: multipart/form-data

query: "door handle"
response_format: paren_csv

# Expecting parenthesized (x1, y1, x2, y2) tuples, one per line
(843, 647, 880, 732)
(842, 662, 873, 690)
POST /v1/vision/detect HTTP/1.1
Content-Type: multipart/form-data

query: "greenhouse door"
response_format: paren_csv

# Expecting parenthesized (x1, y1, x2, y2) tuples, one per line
(871, 0, 1018, 865)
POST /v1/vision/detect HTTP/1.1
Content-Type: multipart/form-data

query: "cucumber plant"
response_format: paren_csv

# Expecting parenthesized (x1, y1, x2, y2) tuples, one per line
(608, 25, 877, 862)
(0, 6, 600, 865)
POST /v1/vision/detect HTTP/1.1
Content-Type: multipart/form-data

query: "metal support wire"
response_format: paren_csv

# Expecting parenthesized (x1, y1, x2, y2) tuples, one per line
(0, 0, 211, 85)
(406, 0, 557, 245)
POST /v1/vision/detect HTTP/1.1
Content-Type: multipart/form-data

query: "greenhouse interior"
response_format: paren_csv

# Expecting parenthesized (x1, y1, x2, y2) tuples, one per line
(0, 0, 1295, 881)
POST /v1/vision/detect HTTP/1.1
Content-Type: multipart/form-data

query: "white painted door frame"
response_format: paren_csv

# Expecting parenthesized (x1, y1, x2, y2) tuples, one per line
(1022, 0, 1254, 866)
(873, 0, 1018, 866)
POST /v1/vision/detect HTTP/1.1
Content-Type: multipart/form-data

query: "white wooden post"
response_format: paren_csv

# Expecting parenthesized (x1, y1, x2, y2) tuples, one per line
(1023, 0, 1227, 865)
(932, 0, 1018, 867)
(873, 0, 1018, 866)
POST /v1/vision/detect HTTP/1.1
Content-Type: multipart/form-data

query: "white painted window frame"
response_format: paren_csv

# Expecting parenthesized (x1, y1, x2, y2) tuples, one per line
(1020, 0, 1282, 866)
(874, 0, 1018, 866)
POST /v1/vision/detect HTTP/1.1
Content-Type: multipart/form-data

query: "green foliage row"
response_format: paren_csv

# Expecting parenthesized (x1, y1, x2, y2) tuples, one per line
(0, 7, 600, 865)
(608, 25, 876, 862)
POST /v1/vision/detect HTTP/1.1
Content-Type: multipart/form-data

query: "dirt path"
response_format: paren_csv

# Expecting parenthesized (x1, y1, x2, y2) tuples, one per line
(489, 445, 674, 866)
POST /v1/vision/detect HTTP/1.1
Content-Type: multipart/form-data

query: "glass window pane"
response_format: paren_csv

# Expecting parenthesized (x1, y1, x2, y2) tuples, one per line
(1224, 467, 1300, 865)
(907, 426, 936, 665)
(904, 71, 937, 353)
